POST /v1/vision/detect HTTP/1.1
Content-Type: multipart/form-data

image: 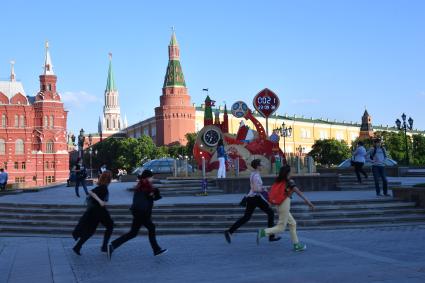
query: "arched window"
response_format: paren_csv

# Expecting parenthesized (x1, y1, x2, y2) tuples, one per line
(113, 119, 116, 129)
(0, 139, 5, 154)
(20, 115, 25, 128)
(1, 114, 6, 128)
(15, 139, 24, 155)
(106, 119, 110, 129)
(44, 116, 48, 128)
(14, 115, 19, 127)
(50, 115, 54, 128)
(46, 140, 54, 153)
(33, 137, 41, 152)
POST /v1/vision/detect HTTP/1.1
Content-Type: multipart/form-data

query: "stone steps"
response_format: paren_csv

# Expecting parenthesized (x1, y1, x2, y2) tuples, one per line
(0, 198, 423, 236)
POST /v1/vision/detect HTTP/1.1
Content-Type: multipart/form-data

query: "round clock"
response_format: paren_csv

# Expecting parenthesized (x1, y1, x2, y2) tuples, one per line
(203, 128, 221, 147)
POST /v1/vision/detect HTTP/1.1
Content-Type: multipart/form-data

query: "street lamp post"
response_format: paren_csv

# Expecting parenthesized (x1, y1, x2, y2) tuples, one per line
(88, 134, 93, 178)
(275, 122, 292, 154)
(395, 113, 413, 165)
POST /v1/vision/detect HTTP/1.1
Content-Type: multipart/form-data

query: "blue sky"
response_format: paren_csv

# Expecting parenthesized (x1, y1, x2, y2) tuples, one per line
(1, 0, 424, 134)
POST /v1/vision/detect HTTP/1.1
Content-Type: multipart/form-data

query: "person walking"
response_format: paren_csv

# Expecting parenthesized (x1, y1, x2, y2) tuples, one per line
(257, 165, 314, 251)
(352, 141, 368, 183)
(0, 168, 8, 191)
(368, 138, 389, 196)
(224, 159, 280, 243)
(217, 139, 226, 178)
(74, 163, 89, 197)
(72, 171, 114, 255)
(107, 170, 167, 259)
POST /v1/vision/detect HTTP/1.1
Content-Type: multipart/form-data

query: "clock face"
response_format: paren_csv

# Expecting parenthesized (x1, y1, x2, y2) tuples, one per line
(203, 128, 221, 147)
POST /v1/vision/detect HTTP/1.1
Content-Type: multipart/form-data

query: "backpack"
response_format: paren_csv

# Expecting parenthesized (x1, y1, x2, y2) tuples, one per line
(268, 181, 287, 205)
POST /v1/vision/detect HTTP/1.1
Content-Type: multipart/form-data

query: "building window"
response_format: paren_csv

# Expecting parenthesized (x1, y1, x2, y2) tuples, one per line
(107, 119, 110, 129)
(22, 162, 26, 170)
(15, 139, 24, 154)
(113, 119, 116, 129)
(46, 140, 54, 153)
(14, 115, 19, 127)
(20, 115, 25, 128)
(143, 127, 149, 136)
(336, 131, 344, 141)
(151, 126, 156, 137)
(45, 161, 49, 169)
(45, 176, 55, 184)
(1, 114, 6, 128)
(44, 116, 48, 128)
(14, 162, 18, 169)
(50, 115, 54, 128)
(3, 162, 7, 170)
(0, 139, 5, 154)
(15, 177, 25, 183)
(51, 161, 55, 169)
(48, 84, 52, 91)
(319, 130, 328, 140)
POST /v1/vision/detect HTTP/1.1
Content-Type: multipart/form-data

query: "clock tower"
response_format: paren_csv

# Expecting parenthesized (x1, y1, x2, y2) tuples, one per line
(155, 30, 195, 145)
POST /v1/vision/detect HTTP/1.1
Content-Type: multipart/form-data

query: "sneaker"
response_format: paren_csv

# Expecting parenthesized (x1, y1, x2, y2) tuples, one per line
(107, 244, 114, 260)
(376, 193, 383, 197)
(293, 242, 307, 252)
(154, 248, 168, 256)
(269, 236, 282, 242)
(257, 229, 266, 245)
(224, 230, 232, 244)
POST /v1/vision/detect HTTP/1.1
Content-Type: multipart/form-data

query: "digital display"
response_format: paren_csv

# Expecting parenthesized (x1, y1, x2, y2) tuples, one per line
(253, 88, 280, 118)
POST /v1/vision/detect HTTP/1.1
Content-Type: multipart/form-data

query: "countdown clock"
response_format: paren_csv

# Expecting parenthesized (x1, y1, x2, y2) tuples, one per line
(253, 88, 280, 118)
(203, 128, 221, 147)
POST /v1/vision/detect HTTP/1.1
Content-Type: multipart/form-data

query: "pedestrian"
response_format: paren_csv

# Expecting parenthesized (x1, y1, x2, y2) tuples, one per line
(224, 159, 281, 243)
(74, 163, 88, 197)
(0, 168, 8, 191)
(107, 170, 167, 259)
(257, 165, 314, 251)
(217, 139, 226, 178)
(352, 141, 368, 183)
(72, 171, 114, 255)
(368, 138, 389, 196)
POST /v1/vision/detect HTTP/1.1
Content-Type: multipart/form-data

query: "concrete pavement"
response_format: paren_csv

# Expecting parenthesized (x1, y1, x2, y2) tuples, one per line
(1, 225, 425, 283)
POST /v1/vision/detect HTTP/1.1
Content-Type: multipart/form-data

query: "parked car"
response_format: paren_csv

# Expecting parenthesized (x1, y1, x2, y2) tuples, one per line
(132, 158, 193, 175)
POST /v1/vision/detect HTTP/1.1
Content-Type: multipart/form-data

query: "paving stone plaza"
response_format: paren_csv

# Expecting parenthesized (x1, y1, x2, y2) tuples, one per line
(0, 179, 425, 283)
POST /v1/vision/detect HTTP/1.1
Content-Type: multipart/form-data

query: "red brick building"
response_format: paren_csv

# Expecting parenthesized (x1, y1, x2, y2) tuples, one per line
(0, 42, 69, 187)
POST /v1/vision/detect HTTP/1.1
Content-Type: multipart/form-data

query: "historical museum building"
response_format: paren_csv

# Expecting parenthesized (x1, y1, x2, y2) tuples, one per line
(0, 42, 69, 187)
(123, 31, 425, 152)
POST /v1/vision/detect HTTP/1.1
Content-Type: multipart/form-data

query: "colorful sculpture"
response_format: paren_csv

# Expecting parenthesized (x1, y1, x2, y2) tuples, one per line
(193, 96, 285, 174)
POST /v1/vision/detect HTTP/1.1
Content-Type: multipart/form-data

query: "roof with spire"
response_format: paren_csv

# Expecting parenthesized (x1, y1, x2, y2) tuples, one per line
(106, 53, 117, 92)
(163, 31, 186, 88)
(43, 41, 54, 75)
(0, 61, 27, 98)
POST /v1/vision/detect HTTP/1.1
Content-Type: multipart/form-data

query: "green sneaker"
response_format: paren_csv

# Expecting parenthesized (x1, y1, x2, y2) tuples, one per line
(293, 242, 307, 252)
(257, 229, 266, 245)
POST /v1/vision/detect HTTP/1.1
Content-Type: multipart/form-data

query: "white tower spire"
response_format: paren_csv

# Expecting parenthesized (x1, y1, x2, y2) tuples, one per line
(44, 41, 54, 75)
(10, 60, 16, 82)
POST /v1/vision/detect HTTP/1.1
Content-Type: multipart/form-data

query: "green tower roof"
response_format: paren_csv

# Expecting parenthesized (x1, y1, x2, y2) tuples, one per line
(170, 31, 178, 46)
(106, 56, 117, 92)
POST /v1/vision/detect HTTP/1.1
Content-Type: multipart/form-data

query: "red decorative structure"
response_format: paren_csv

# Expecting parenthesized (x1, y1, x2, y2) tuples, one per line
(193, 93, 284, 174)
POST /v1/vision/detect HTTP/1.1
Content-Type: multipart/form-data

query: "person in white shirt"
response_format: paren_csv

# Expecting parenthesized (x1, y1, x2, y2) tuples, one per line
(367, 139, 389, 196)
(352, 141, 368, 183)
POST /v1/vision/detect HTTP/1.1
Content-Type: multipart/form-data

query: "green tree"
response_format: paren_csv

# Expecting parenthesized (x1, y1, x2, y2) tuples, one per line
(185, 132, 197, 158)
(308, 139, 351, 167)
(412, 134, 425, 165)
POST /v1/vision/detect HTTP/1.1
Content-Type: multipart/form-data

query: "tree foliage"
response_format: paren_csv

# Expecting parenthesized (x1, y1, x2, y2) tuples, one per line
(308, 139, 351, 167)
(85, 133, 199, 174)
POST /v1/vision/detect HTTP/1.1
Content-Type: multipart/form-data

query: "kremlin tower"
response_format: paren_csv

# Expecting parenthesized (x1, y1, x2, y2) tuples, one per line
(155, 30, 195, 145)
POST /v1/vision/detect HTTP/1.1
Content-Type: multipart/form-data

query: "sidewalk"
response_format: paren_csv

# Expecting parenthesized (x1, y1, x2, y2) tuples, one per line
(0, 180, 391, 206)
(1, 226, 425, 283)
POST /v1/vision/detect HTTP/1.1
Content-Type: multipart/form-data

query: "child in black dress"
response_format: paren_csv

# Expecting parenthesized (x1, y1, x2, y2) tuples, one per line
(72, 171, 114, 255)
